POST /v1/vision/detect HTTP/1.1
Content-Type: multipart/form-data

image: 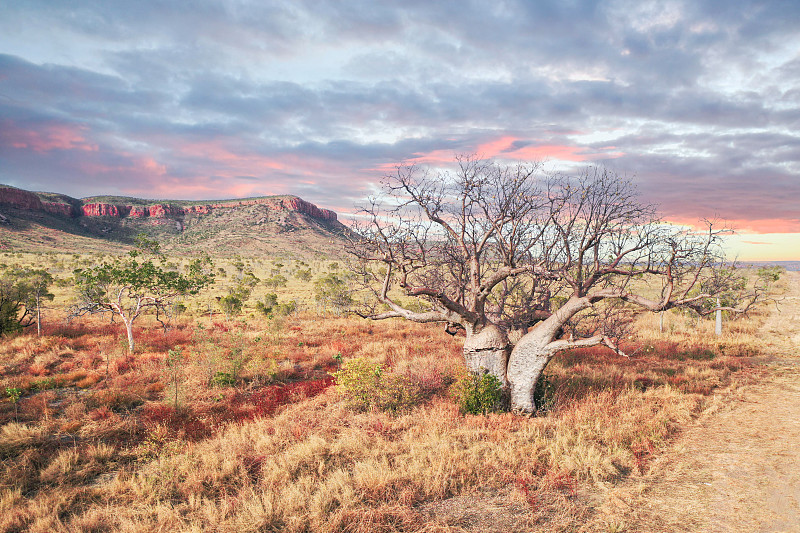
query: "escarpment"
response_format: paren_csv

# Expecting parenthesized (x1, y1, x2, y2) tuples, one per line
(0, 186, 338, 223)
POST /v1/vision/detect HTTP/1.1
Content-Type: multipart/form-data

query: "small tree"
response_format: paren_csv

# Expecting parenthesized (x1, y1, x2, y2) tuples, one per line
(314, 273, 354, 315)
(264, 274, 288, 289)
(72, 239, 214, 353)
(219, 271, 259, 318)
(0, 268, 53, 336)
(352, 157, 769, 413)
(24, 269, 54, 336)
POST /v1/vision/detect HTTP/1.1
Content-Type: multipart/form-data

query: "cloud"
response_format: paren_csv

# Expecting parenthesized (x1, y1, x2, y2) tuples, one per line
(0, 0, 799, 245)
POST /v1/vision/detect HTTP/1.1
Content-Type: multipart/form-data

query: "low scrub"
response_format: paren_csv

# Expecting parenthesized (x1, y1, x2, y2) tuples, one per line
(0, 303, 769, 532)
(450, 371, 504, 415)
(333, 357, 421, 413)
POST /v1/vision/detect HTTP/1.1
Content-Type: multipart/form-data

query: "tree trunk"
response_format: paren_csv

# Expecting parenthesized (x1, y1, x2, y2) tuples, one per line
(36, 294, 41, 337)
(124, 319, 135, 354)
(505, 296, 590, 414)
(462, 323, 512, 387)
(506, 330, 552, 414)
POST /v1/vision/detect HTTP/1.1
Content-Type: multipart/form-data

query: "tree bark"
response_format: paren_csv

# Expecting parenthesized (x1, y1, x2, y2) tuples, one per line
(506, 296, 592, 413)
(462, 322, 511, 387)
(506, 330, 553, 414)
(124, 319, 135, 354)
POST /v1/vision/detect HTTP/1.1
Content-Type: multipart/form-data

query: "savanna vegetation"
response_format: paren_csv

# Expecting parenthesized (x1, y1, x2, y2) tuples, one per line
(0, 242, 781, 532)
(0, 159, 784, 532)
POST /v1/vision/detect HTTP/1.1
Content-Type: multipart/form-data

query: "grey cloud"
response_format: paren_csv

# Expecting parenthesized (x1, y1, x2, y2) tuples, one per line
(0, 1, 798, 233)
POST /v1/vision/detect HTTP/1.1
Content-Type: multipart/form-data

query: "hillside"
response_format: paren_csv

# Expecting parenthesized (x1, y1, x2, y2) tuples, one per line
(0, 185, 351, 258)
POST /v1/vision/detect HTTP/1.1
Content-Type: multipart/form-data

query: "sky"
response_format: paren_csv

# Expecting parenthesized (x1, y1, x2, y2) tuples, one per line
(0, 1, 798, 261)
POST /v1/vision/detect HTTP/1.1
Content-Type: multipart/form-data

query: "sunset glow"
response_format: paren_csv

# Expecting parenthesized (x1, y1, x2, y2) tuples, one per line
(0, 1, 798, 260)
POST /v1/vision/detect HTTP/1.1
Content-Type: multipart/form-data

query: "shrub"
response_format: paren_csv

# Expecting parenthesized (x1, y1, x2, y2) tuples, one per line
(255, 294, 297, 317)
(333, 357, 420, 413)
(211, 371, 237, 387)
(295, 269, 313, 282)
(219, 294, 244, 317)
(264, 274, 288, 288)
(314, 273, 353, 315)
(87, 389, 143, 411)
(450, 371, 504, 415)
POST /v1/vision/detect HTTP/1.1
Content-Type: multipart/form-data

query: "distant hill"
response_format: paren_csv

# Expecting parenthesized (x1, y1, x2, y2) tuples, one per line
(741, 261, 800, 272)
(0, 185, 352, 258)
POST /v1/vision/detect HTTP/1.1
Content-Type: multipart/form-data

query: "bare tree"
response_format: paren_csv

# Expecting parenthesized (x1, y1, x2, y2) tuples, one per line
(351, 156, 557, 383)
(351, 157, 768, 414)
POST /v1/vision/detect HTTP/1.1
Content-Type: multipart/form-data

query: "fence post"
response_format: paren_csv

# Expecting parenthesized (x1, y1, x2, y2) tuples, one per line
(715, 297, 722, 336)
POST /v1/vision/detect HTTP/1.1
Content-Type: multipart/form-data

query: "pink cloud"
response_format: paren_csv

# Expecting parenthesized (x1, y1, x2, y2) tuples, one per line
(176, 140, 287, 172)
(374, 136, 625, 173)
(1, 119, 97, 153)
(476, 136, 624, 161)
(666, 216, 800, 234)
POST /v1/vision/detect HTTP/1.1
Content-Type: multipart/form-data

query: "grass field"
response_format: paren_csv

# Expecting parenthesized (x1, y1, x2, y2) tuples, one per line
(0, 252, 780, 532)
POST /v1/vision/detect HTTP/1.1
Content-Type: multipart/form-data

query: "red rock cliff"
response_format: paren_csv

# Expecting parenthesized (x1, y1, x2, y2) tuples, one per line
(42, 202, 77, 217)
(147, 204, 182, 218)
(0, 187, 44, 211)
(0, 186, 338, 223)
(183, 205, 211, 214)
(183, 197, 337, 221)
(82, 203, 121, 217)
(283, 197, 337, 221)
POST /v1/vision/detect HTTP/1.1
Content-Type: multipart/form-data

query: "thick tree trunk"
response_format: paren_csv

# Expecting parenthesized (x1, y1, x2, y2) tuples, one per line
(462, 323, 512, 387)
(506, 330, 552, 414)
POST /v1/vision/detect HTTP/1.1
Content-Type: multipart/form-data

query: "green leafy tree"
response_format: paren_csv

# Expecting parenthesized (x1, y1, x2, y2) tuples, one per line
(295, 269, 313, 282)
(73, 240, 214, 353)
(264, 274, 288, 288)
(255, 293, 297, 317)
(314, 273, 353, 315)
(219, 271, 259, 318)
(25, 269, 54, 336)
(0, 268, 53, 336)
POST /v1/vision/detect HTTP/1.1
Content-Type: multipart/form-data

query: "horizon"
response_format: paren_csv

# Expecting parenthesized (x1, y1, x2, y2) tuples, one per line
(1, 1, 798, 261)
(5, 181, 795, 263)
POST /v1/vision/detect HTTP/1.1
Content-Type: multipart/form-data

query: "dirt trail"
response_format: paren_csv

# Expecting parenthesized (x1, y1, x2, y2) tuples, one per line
(591, 271, 800, 532)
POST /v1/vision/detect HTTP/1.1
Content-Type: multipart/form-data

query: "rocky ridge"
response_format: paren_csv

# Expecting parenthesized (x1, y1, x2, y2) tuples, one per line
(0, 186, 338, 222)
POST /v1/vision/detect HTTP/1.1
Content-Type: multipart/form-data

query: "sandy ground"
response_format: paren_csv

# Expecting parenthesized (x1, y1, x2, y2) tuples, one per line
(590, 271, 800, 532)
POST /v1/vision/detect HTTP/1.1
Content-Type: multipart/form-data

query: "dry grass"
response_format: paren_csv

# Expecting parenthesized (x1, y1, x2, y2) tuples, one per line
(0, 253, 777, 532)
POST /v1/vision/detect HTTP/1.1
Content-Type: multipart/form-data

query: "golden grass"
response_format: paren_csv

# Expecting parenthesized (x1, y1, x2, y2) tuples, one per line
(0, 252, 779, 532)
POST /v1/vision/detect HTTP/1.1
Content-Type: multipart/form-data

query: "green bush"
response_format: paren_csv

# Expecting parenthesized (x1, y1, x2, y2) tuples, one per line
(451, 371, 504, 415)
(314, 273, 353, 314)
(211, 371, 237, 387)
(264, 274, 288, 288)
(255, 294, 297, 317)
(333, 357, 420, 413)
(295, 269, 313, 282)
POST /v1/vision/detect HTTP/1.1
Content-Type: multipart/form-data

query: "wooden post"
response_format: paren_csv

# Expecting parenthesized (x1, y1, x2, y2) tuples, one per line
(715, 297, 722, 336)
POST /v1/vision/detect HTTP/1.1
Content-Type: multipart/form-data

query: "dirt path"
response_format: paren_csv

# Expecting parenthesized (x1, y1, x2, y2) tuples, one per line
(591, 271, 800, 532)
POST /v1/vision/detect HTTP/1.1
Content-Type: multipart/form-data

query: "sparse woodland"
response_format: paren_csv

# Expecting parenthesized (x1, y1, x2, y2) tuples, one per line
(0, 176, 784, 532)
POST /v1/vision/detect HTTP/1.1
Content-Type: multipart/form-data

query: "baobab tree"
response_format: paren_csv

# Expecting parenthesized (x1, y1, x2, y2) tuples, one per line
(350, 157, 766, 413)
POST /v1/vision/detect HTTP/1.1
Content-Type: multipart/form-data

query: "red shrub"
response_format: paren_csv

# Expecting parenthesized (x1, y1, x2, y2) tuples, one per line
(141, 404, 212, 441)
(232, 377, 334, 421)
